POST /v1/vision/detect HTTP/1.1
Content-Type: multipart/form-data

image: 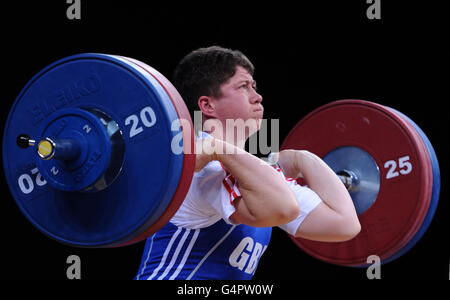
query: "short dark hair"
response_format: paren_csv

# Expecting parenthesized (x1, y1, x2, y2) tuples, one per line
(172, 46, 254, 119)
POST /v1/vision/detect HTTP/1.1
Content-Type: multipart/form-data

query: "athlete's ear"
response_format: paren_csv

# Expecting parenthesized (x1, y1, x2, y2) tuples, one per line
(198, 96, 216, 118)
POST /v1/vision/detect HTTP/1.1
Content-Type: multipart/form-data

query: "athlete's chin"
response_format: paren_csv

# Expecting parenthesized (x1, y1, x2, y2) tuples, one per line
(254, 110, 264, 120)
(255, 117, 263, 130)
(247, 118, 262, 136)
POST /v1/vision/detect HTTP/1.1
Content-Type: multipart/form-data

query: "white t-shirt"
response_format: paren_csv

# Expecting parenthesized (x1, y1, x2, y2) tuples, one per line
(170, 133, 322, 236)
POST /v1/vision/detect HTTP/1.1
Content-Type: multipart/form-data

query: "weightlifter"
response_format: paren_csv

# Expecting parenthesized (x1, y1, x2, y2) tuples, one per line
(134, 46, 361, 280)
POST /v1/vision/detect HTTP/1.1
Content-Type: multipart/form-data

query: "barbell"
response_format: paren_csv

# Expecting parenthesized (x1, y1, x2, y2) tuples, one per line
(2, 54, 440, 267)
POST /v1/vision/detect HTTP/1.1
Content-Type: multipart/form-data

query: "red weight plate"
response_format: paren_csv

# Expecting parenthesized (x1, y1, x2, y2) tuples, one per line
(281, 99, 433, 266)
(113, 56, 195, 247)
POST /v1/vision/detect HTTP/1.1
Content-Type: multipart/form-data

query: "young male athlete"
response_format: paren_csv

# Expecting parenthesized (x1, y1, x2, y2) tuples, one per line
(134, 46, 360, 280)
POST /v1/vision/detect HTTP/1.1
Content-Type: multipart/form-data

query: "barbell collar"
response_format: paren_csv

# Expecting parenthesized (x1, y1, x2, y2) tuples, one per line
(336, 169, 360, 191)
(37, 137, 81, 161)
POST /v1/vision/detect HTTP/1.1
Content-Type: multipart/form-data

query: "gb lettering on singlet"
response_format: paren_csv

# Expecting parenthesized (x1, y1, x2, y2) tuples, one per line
(228, 237, 268, 275)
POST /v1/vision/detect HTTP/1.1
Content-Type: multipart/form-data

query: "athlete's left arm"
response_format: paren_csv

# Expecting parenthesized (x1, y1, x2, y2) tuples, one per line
(276, 150, 361, 242)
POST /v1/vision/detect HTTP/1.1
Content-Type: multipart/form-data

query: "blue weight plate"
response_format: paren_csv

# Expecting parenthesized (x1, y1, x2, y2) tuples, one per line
(3, 54, 184, 247)
(382, 107, 441, 264)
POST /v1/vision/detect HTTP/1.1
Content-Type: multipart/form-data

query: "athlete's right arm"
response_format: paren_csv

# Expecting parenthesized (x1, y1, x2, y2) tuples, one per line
(195, 138, 299, 227)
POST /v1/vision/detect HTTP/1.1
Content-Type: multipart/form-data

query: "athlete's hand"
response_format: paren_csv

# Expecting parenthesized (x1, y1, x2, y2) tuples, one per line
(270, 150, 305, 179)
(194, 137, 217, 172)
(194, 138, 239, 172)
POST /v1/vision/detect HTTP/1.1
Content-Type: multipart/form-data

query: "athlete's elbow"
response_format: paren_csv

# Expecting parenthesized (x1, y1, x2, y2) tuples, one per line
(286, 199, 301, 223)
(257, 193, 299, 226)
(274, 192, 300, 225)
(336, 216, 361, 242)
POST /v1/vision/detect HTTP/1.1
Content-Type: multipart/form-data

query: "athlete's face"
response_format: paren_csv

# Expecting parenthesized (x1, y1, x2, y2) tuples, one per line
(213, 66, 263, 121)
(200, 66, 263, 139)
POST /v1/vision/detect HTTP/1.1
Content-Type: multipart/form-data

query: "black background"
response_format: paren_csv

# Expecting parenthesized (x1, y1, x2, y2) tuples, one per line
(0, 1, 447, 281)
